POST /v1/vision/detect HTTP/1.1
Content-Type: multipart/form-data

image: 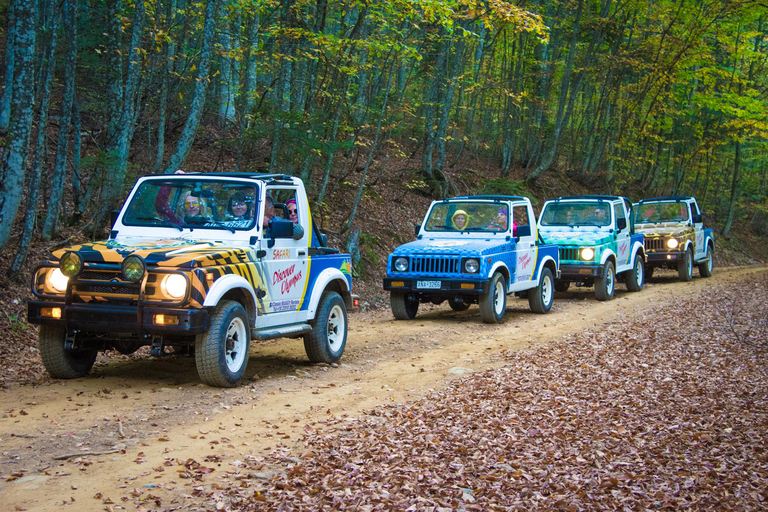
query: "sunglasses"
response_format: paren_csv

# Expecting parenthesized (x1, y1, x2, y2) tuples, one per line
(184, 200, 200, 208)
(288, 208, 297, 214)
(232, 200, 246, 207)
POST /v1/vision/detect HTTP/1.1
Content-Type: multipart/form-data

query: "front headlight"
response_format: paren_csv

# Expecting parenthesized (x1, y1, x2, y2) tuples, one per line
(49, 268, 69, 293)
(393, 257, 409, 272)
(464, 258, 480, 273)
(163, 274, 188, 299)
(667, 238, 679, 249)
(60, 251, 83, 278)
(581, 248, 595, 261)
(122, 255, 146, 283)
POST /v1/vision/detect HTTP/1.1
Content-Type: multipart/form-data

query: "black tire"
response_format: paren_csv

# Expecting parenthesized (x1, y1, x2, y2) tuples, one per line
(479, 272, 507, 323)
(624, 253, 644, 292)
(449, 298, 471, 312)
(529, 267, 554, 314)
(645, 265, 654, 280)
(678, 247, 693, 282)
(304, 291, 347, 363)
(554, 280, 570, 293)
(195, 300, 250, 387)
(698, 246, 713, 278)
(391, 291, 418, 320)
(594, 261, 615, 301)
(39, 325, 97, 379)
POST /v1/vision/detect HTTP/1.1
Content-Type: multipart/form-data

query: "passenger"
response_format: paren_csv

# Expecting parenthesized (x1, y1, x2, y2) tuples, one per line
(183, 194, 203, 220)
(262, 195, 275, 235)
(451, 210, 469, 230)
(487, 207, 508, 231)
(228, 192, 251, 220)
(589, 207, 608, 226)
(286, 198, 299, 223)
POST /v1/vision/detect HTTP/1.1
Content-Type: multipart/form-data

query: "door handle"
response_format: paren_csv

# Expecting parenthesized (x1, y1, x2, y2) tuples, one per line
(298, 250, 306, 256)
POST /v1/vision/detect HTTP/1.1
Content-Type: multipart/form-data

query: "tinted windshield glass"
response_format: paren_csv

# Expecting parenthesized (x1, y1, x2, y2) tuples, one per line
(635, 202, 689, 224)
(122, 179, 259, 231)
(540, 201, 612, 227)
(425, 202, 509, 232)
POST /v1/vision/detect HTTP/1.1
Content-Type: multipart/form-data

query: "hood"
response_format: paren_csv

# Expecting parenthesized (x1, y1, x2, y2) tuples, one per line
(538, 230, 613, 246)
(393, 237, 509, 257)
(635, 224, 690, 237)
(51, 237, 252, 268)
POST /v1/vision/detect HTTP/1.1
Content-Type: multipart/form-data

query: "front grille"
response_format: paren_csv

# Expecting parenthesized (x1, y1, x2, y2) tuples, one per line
(73, 270, 159, 298)
(644, 238, 667, 251)
(559, 248, 580, 261)
(411, 256, 460, 274)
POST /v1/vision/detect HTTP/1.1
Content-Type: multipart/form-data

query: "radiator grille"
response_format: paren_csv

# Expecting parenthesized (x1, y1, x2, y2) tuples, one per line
(644, 238, 668, 251)
(559, 248, 580, 261)
(410, 256, 460, 274)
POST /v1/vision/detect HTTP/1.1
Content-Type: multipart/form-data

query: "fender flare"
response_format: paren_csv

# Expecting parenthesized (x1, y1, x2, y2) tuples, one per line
(305, 268, 351, 320)
(630, 240, 645, 263)
(488, 261, 511, 283)
(599, 248, 616, 266)
(202, 274, 258, 308)
(682, 239, 694, 254)
(536, 255, 557, 281)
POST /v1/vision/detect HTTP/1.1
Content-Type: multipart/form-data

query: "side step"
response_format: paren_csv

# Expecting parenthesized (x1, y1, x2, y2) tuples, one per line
(252, 323, 312, 340)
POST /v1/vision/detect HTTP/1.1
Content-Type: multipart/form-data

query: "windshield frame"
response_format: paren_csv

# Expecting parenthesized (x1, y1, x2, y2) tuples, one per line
(422, 200, 511, 234)
(635, 200, 690, 225)
(539, 200, 613, 228)
(118, 177, 261, 234)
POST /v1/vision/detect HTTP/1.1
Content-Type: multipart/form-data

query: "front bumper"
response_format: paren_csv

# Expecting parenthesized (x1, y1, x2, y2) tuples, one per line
(383, 276, 490, 295)
(28, 300, 210, 335)
(558, 264, 604, 279)
(646, 251, 683, 264)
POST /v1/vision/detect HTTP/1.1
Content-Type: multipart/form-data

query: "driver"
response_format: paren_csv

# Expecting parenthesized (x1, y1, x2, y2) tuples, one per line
(451, 210, 470, 230)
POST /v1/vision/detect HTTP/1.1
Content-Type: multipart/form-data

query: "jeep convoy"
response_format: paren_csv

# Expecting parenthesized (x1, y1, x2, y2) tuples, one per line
(28, 177, 716, 387)
(634, 196, 715, 281)
(383, 196, 559, 323)
(537, 195, 646, 300)
(28, 173, 355, 387)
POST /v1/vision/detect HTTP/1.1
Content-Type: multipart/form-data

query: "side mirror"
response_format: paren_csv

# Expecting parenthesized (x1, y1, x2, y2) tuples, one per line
(320, 232, 328, 246)
(414, 224, 421, 237)
(694, 213, 702, 223)
(516, 225, 532, 237)
(110, 210, 120, 228)
(270, 217, 294, 239)
(617, 218, 627, 230)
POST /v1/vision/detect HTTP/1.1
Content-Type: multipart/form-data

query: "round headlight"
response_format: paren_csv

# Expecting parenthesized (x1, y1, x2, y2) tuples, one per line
(122, 255, 146, 283)
(581, 248, 595, 261)
(49, 268, 69, 292)
(59, 251, 83, 278)
(464, 258, 480, 273)
(667, 238, 679, 249)
(163, 274, 187, 299)
(394, 257, 409, 272)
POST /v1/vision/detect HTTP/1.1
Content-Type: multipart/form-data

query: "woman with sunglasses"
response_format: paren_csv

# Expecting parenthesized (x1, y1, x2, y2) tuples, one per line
(286, 198, 299, 223)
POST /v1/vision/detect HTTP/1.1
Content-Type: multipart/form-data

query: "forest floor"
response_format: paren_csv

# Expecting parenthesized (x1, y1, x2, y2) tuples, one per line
(1, 266, 766, 511)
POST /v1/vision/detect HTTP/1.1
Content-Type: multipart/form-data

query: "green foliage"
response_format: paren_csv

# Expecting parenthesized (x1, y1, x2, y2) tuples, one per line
(5, 311, 28, 333)
(479, 178, 529, 197)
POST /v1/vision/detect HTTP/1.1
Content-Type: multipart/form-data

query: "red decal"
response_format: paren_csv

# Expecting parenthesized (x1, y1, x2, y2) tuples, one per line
(519, 253, 532, 270)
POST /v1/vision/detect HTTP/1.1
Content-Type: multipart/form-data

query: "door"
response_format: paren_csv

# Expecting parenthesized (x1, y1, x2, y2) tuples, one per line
(613, 201, 632, 272)
(511, 203, 536, 290)
(258, 187, 310, 327)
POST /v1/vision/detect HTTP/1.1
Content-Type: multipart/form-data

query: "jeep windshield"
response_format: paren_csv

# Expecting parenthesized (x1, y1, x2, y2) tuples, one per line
(635, 201, 689, 225)
(424, 201, 510, 232)
(540, 201, 611, 227)
(122, 178, 259, 231)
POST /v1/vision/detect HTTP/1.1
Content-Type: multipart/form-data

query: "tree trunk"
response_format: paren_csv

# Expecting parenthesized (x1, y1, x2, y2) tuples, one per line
(0, 0, 38, 252)
(0, 4, 17, 132)
(722, 136, 741, 238)
(153, 0, 177, 172)
(162, 0, 220, 175)
(41, 0, 78, 241)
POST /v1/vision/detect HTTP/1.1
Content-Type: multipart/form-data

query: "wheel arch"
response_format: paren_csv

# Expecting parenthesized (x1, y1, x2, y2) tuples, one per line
(600, 249, 617, 267)
(488, 261, 511, 286)
(306, 268, 351, 320)
(202, 275, 258, 324)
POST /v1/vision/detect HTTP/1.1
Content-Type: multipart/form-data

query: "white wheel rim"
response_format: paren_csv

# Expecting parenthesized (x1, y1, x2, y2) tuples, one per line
(225, 317, 247, 372)
(542, 274, 553, 306)
(606, 267, 614, 294)
(493, 279, 505, 315)
(635, 258, 643, 284)
(687, 252, 693, 276)
(327, 304, 345, 352)
(706, 252, 713, 272)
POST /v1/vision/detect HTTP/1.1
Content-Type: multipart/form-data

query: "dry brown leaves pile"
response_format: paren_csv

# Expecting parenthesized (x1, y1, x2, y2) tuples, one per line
(213, 274, 768, 511)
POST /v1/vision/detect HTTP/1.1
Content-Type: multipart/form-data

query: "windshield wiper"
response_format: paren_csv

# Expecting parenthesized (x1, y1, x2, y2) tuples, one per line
(200, 219, 236, 233)
(136, 216, 183, 231)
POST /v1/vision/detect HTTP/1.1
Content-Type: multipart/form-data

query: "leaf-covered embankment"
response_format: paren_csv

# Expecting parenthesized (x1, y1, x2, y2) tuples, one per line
(232, 273, 768, 510)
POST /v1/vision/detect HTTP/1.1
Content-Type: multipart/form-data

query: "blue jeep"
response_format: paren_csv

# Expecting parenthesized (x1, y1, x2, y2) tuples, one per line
(383, 196, 559, 323)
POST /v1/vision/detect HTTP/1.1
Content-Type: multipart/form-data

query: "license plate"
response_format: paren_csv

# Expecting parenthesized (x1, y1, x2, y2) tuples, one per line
(417, 280, 441, 289)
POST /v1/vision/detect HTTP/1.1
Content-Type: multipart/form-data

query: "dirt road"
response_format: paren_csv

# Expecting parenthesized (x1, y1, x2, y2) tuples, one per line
(1, 266, 763, 511)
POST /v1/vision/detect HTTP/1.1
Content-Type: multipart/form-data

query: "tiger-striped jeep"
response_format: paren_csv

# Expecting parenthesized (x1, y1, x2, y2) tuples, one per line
(28, 173, 355, 387)
(634, 196, 714, 281)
